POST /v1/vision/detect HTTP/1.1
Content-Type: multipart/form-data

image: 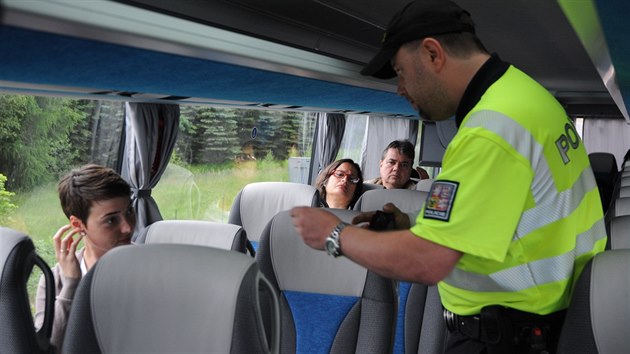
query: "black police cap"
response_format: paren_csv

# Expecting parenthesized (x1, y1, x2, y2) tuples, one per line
(361, 0, 475, 79)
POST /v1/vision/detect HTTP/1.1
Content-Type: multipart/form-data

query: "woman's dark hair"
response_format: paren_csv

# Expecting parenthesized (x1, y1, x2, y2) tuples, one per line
(57, 164, 131, 222)
(315, 158, 363, 208)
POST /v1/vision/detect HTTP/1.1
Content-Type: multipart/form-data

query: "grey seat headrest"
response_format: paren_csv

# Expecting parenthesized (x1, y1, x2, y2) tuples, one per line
(88, 244, 278, 353)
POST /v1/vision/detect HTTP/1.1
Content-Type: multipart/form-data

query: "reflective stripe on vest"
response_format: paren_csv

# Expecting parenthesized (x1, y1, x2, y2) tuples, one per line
(441, 109, 605, 294)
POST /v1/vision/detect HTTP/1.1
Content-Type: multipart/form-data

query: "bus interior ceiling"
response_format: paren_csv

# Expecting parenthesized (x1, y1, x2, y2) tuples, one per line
(0, 0, 628, 123)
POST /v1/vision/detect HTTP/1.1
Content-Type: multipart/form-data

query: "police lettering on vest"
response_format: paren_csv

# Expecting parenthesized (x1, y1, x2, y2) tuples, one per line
(410, 61, 606, 316)
(555, 119, 580, 164)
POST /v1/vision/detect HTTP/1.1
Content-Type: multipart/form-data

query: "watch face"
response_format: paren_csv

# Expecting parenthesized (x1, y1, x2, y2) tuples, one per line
(326, 238, 336, 255)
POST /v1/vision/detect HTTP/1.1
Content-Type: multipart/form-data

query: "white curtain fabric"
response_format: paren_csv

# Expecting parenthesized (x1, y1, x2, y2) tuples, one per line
(583, 118, 630, 170)
(309, 113, 346, 185)
(336, 115, 368, 163)
(360, 117, 419, 180)
(121, 103, 180, 234)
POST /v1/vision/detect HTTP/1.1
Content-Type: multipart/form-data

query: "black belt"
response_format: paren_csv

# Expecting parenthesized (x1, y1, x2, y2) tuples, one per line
(444, 309, 492, 342)
(444, 306, 567, 344)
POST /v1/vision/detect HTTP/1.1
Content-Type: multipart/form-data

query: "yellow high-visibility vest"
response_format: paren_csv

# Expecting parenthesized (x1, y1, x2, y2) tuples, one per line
(411, 65, 606, 315)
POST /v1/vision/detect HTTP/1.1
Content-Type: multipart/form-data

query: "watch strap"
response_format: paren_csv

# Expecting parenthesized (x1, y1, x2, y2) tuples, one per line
(327, 221, 348, 257)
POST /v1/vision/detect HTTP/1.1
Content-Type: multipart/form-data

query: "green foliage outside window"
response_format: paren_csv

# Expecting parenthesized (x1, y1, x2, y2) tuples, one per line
(0, 173, 17, 224)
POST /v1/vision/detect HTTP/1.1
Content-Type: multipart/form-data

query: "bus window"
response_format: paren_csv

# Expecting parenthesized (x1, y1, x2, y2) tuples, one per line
(0, 94, 125, 310)
(0, 94, 318, 307)
(152, 107, 316, 222)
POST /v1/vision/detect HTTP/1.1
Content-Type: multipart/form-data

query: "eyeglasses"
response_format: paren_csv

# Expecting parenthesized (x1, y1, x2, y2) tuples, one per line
(330, 170, 360, 184)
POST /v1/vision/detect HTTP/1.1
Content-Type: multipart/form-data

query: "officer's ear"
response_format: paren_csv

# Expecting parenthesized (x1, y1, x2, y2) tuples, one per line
(421, 38, 445, 70)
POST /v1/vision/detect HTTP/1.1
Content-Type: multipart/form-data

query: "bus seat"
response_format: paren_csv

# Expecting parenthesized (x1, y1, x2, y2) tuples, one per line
(401, 284, 447, 354)
(228, 182, 320, 249)
(62, 244, 280, 354)
(588, 152, 619, 214)
(613, 197, 630, 217)
(362, 182, 385, 192)
(353, 188, 428, 213)
(256, 209, 397, 354)
(414, 179, 434, 192)
(610, 215, 630, 249)
(134, 219, 251, 254)
(0, 227, 54, 354)
(352, 190, 445, 354)
(611, 177, 630, 202)
(618, 186, 630, 198)
(557, 249, 630, 354)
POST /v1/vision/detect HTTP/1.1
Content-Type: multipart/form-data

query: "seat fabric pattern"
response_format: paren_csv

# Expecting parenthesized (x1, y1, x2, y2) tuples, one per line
(352, 189, 444, 354)
(414, 179, 434, 192)
(589, 152, 618, 213)
(610, 215, 630, 249)
(135, 219, 249, 253)
(63, 244, 279, 354)
(353, 189, 428, 214)
(557, 249, 630, 354)
(256, 209, 396, 354)
(228, 182, 320, 247)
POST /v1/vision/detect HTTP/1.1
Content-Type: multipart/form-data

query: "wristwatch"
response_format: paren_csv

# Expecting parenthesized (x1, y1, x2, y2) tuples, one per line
(325, 221, 348, 257)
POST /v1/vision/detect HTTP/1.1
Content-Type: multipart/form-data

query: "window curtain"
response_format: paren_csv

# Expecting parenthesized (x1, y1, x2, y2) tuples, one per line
(309, 113, 346, 185)
(121, 102, 180, 235)
(583, 118, 630, 170)
(360, 117, 419, 180)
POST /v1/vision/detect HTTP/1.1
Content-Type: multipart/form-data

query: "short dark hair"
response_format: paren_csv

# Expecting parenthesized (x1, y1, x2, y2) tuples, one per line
(381, 140, 415, 162)
(58, 164, 131, 222)
(315, 159, 363, 208)
(402, 32, 487, 59)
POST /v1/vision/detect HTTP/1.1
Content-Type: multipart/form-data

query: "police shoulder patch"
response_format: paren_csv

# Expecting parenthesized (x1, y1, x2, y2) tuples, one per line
(424, 180, 459, 222)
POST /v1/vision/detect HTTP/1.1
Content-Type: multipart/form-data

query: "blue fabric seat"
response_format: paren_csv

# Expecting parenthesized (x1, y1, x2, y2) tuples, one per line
(256, 208, 396, 354)
(353, 188, 446, 354)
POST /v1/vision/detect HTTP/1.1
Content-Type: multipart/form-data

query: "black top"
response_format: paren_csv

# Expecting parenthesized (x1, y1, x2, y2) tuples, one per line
(455, 53, 510, 128)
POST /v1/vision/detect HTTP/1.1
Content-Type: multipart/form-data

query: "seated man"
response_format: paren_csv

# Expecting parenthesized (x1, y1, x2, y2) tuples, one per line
(365, 140, 416, 189)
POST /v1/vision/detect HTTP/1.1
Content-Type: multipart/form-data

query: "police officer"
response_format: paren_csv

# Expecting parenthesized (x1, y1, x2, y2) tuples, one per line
(290, 0, 606, 353)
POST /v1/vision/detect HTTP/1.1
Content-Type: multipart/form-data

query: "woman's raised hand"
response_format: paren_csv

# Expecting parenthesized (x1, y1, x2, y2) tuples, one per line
(52, 224, 84, 279)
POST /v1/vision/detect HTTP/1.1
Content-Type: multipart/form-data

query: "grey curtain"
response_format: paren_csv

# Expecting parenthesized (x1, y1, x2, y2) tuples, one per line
(360, 116, 419, 180)
(121, 102, 180, 234)
(309, 113, 346, 185)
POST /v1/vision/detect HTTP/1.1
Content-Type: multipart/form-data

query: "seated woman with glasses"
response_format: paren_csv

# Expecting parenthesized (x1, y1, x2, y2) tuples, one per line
(315, 158, 363, 209)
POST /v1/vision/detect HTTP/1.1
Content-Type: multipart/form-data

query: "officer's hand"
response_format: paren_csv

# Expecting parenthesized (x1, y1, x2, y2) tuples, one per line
(290, 207, 340, 250)
(351, 203, 411, 230)
(351, 210, 376, 227)
(383, 203, 411, 230)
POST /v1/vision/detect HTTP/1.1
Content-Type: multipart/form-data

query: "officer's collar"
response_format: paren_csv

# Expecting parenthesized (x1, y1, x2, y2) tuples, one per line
(454, 53, 510, 128)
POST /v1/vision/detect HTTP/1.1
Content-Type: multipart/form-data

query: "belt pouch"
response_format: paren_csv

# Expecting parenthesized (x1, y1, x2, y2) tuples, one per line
(481, 305, 514, 353)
